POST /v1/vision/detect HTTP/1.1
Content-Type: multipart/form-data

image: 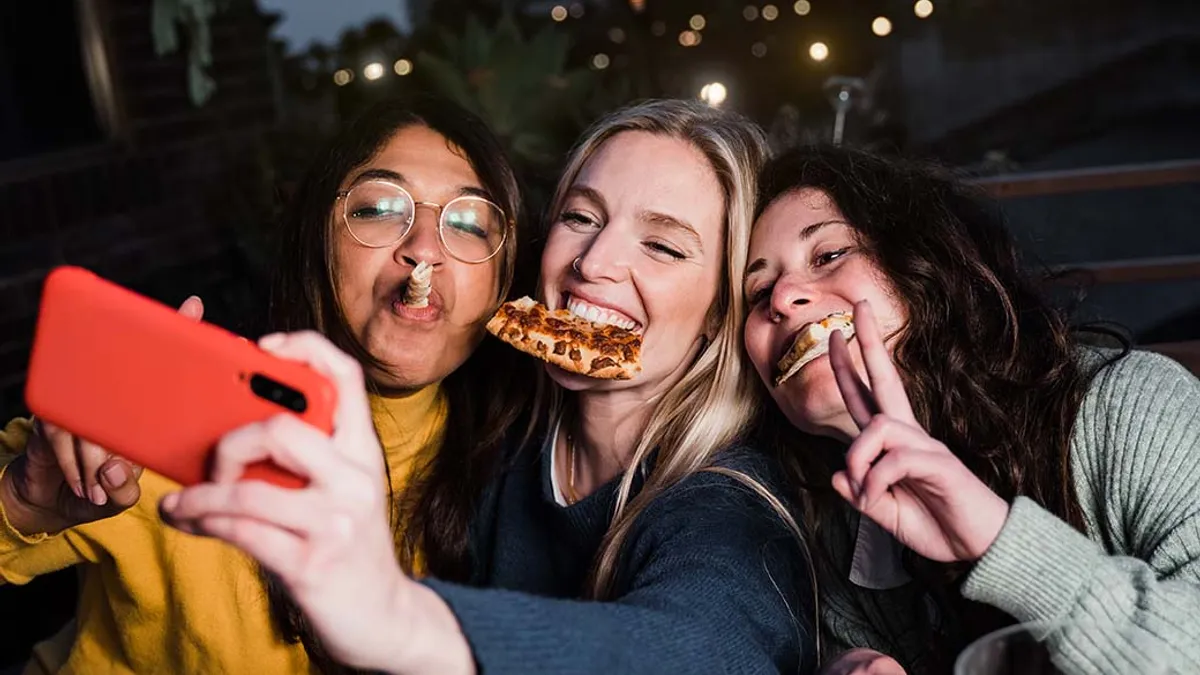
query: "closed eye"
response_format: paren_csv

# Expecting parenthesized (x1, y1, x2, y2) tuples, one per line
(645, 241, 686, 260)
(560, 211, 599, 229)
(748, 283, 774, 306)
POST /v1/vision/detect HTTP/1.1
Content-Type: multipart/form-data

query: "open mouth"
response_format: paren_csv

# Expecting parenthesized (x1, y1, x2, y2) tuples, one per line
(774, 311, 855, 387)
(563, 292, 642, 333)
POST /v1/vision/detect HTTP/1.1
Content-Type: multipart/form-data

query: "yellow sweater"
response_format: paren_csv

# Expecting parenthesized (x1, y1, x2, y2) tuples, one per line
(0, 385, 446, 675)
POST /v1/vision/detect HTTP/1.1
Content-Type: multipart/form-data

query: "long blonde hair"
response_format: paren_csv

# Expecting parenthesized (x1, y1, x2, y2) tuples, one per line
(530, 99, 797, 598)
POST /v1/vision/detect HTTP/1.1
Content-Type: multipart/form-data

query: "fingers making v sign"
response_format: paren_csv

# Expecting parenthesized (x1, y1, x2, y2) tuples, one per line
(827, 300, 1010, 563)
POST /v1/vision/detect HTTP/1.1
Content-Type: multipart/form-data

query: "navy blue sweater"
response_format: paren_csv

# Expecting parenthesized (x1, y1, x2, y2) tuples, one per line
(424, 437, 816, 674)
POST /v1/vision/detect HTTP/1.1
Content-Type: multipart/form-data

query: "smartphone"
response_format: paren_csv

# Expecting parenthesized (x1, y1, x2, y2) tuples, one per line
(24, 266, 337, 489)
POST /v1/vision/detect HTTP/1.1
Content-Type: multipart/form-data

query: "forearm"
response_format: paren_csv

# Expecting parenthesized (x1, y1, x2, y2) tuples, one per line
(422, 578, 804, 675)
(963, 498, 1200, 674)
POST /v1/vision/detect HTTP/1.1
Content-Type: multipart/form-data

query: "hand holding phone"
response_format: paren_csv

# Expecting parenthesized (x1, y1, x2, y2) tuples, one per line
(3, 296, 206, 534)
(20, 267, 336, 524)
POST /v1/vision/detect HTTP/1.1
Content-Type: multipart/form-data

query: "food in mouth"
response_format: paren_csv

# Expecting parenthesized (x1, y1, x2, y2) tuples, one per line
(486, 296, 642, 380)
(402, 262, 433, 308)
(774, 311, 855, 387)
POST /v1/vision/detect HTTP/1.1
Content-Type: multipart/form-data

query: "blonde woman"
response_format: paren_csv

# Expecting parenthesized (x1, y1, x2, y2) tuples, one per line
(159, 100, 817, 673)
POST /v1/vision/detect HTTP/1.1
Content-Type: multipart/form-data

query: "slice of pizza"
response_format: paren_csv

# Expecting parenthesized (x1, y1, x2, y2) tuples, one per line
(486, 297, 642, 380)
(774, 311, 855, 387)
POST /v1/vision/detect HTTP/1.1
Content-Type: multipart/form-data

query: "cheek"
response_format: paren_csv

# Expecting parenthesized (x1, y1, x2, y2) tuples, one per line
(540, 227, 578, 284)
(448, 261, 501, 323)
(331, 233, 379, 318)
(743, 316, 774, 375)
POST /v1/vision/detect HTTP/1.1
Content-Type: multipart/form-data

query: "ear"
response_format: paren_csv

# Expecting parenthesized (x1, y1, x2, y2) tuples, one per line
(703, 306, 723, 344)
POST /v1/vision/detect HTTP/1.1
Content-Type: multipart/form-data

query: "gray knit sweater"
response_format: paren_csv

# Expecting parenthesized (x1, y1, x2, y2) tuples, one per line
(818, 349, 1200, 674)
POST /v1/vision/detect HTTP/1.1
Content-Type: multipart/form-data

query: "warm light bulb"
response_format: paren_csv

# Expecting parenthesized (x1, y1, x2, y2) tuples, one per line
(363, 62, 385, 80)
(871, 16, 892, 36)
(914, 0, 933, 19)
(808, 41, 829, 61)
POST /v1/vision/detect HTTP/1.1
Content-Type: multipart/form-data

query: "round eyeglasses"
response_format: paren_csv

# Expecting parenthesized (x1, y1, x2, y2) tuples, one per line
(337, 180, 509, 264)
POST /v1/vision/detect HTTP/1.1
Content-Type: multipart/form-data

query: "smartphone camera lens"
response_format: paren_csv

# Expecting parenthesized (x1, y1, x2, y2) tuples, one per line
(249, 374, 309, 414)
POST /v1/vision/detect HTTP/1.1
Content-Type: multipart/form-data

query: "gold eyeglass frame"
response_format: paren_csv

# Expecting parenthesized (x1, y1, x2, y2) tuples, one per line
(336, 179, 510, 264)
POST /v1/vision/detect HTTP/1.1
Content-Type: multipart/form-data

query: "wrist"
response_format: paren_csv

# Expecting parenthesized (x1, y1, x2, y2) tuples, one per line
(970, 491, 1011, 561)
(379, 578, 473, 675)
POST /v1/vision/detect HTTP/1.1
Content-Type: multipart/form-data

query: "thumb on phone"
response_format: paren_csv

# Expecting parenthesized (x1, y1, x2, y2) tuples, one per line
(178, 296, 204, 322)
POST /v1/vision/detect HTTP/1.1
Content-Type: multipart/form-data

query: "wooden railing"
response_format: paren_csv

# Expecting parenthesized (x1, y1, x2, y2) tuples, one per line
(973, 159, 1200, 375)
(974, 158, 1200, 198)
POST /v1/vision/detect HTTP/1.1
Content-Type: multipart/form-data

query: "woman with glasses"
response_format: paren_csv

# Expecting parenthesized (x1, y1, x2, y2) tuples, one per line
(0, 96, 535, 674)
(159, 99, 817, 673)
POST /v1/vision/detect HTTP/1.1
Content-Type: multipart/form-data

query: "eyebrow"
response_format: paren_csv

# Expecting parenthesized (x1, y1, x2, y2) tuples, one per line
(564, 185, 702, 250)
(347, 168, 493, 200)
(640, 210, 703, 251)
(744, 219, 849, 279)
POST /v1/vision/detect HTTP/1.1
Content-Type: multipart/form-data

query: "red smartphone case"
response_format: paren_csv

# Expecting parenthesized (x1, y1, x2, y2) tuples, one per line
(24, 266, 336, 488)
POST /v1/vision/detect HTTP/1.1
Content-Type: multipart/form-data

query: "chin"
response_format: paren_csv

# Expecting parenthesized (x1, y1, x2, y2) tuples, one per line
(544, 363, 637, 392)
(772, 364, 844, 435)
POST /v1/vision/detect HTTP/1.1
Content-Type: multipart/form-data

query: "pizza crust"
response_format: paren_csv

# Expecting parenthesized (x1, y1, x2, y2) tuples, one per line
(774, 312, 855, 387)
(486, 297, 642, 380)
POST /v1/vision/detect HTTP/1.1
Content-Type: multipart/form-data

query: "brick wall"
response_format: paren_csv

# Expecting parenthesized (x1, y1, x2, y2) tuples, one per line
(0, 2, 280, 662)
(0, 0, 280, 423)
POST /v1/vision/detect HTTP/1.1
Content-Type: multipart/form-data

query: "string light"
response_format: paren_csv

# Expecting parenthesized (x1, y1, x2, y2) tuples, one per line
(700, 82, 727, 107)
(809, 41, 829, 62)
(794, 1, 811, 16)
(679, 30, 701, 47)
(871, 16, 892, 36)
(568, 2, 584, 18)
(914, 0, 934, 18)
(762, 4, 779, 21)
(333, 69, 352, 86)
(743, 5, 759, 21)
(591, 53, 610, 70)
(689, 14, 706, 30)
(608, 27, 626, 43)
(550, 5, 567, 21)
(363, 62, 385, 80)
(393, 58, 413, 75)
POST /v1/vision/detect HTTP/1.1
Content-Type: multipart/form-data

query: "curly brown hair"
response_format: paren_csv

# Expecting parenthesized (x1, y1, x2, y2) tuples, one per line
(755, 144, 1127, 666)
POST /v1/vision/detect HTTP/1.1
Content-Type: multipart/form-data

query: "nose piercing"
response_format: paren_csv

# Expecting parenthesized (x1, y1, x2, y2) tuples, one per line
(572, 257, 582, 274)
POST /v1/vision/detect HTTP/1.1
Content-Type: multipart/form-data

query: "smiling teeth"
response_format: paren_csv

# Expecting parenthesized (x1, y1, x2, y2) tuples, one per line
(566, 297, 637, 330)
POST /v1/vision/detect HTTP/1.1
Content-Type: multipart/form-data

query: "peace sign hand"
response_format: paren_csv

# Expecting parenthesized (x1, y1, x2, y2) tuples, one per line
(828, 300, 1010, 562)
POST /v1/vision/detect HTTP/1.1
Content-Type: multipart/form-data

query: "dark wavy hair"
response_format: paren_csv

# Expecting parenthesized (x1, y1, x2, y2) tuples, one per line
(266, 95, 537, 673)
(755, 144, 1127, 668)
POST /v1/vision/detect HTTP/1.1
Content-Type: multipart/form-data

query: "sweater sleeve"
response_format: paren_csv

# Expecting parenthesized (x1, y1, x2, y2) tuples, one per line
(0, 417, 97, 584)
(961, 350, 1200, 674)
(424, 471, 816, 674)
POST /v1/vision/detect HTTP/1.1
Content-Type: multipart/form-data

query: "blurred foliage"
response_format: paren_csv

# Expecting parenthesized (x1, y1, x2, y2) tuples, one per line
(414, 12, 641, 176)
(150, 0, 246, 104)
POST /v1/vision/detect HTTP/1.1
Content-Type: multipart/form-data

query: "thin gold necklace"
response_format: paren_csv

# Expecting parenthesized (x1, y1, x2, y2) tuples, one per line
(563, 430, 581, 505)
